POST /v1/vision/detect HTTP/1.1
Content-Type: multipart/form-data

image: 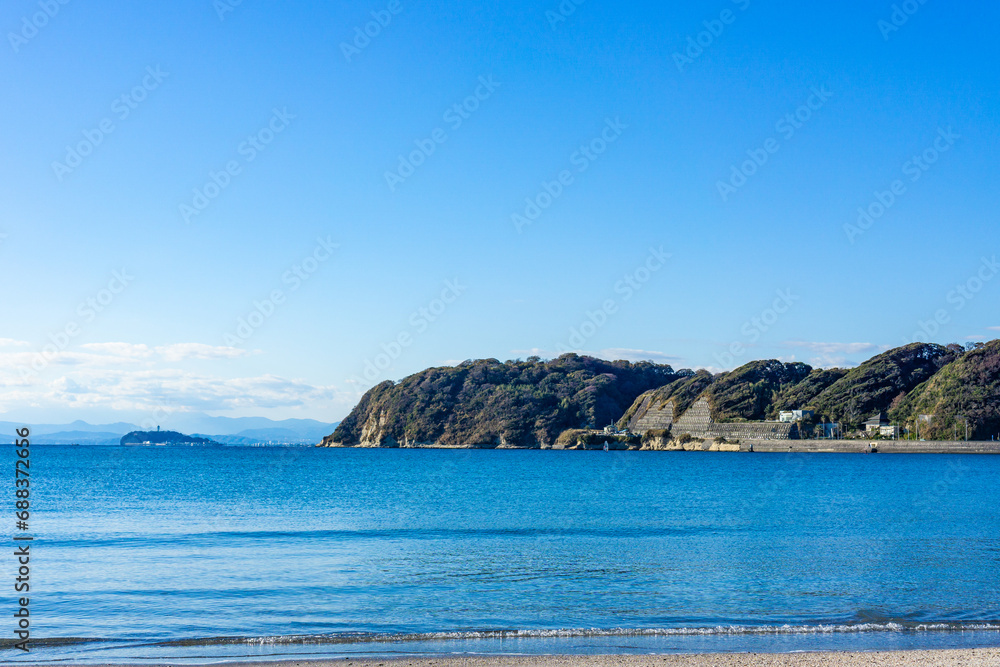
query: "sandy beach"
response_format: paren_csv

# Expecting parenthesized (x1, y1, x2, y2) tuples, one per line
(92, 650, 1000, 667)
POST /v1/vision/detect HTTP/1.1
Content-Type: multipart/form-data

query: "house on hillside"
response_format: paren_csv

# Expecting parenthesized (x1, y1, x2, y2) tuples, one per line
(864, 412, 893, 435)
(779, 409, 814, 423)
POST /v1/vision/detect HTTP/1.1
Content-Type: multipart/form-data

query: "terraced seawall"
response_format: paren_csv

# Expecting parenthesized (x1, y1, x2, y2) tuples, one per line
(738, 439, 1000, 454)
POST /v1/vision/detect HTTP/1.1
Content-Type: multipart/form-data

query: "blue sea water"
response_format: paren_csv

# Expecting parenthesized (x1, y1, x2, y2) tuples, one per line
(5, 445, 1000, 663)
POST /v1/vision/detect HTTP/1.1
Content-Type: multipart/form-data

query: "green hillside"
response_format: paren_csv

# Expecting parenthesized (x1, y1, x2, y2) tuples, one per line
(326, 355, 678, 448)
(890, 340, 1000, 440)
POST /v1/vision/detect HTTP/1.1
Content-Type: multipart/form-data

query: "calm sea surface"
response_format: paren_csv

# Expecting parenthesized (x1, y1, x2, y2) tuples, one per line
(6, 446, 1000, 663)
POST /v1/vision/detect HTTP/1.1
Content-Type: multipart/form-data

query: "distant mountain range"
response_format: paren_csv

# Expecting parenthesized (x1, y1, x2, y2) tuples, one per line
(0, 415, 339, 446)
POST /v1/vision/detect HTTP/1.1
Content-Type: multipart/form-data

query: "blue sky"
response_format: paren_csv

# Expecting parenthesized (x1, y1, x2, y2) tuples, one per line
(2, 0, 998, 424)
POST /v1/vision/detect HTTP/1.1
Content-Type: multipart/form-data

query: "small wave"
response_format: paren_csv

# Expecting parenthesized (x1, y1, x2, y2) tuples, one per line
(144, 622, 1000, 647)
(42, 526, 703, 549)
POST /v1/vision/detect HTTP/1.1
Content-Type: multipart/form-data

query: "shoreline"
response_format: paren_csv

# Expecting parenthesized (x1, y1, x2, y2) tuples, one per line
(68, 649, 1000, 667)
(319, 440, 1000, 454)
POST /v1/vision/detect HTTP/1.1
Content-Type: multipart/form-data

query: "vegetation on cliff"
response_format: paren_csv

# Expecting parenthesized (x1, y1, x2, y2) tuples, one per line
(807, 343, 959, 425)
(890, 340, 1000, 439)
(705, 360, 813, 421)
(326, 355, 677, 448)
(768, 368, 848, 418)
(617, 370, 713, 427)
(120, 430, 221, 446)
(619, 342, 967, 433)
(329, 341, 999, 448)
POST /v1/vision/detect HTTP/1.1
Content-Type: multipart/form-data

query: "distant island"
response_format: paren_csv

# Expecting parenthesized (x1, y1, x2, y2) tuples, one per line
(120, 429, 223, 447)
(321, 340, 1000, 451)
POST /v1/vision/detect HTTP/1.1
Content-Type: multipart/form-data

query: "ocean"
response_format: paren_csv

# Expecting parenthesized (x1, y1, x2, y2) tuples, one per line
(6, 445, 1000, 663)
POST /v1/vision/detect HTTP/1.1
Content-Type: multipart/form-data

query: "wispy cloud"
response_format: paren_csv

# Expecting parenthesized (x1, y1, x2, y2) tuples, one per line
(509, 348, 547, 358)
(596, 348, 682, 364)
(0, 341, 340, 419)
(783, 341, 880, 356)
(155, 343, 250, 362)
(781, 341, 885, 369)
(509, 347, 682, 364)
(0, 338, 30, 348)
(5, 369, 343, 414)
(81, 342, 152, 358)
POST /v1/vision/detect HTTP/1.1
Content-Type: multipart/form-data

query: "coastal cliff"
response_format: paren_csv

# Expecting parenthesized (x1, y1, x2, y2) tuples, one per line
(323, 341, 1000, 449)
(322, 355, 677, 448)
(889, 339, 1000, 439)
(620, 343, 961, 435)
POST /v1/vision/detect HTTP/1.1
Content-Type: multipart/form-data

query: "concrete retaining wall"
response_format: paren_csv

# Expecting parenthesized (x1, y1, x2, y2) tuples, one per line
(740, 439, 1000, 454)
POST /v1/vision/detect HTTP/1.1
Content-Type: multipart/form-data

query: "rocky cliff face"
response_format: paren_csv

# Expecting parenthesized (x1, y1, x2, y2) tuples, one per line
(324, 342, 997, 449)
(323, 355, 678, 448)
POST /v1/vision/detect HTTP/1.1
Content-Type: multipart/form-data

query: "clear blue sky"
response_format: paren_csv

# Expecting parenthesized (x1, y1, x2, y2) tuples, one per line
(2, 0, 998, 424)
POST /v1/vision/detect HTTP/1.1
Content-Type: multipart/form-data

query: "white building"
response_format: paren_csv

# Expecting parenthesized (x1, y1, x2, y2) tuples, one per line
(879, 425, 901, 439)
(779, 409, 814, 423)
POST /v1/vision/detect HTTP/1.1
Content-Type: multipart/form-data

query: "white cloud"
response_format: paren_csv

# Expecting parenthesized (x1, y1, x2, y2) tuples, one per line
(781, 341, 884, 369)
(0, 341, 339, 419)
(81, 342, 152, 358)
(596, 348, 682, 364)
(987, 327, 1000, 332)
(509, 348, 547, 358)
(0, 338, 30, 348)
(783, 341, 879, 356)
(155, 343, 250, 362)
(8, 369, 342, 414)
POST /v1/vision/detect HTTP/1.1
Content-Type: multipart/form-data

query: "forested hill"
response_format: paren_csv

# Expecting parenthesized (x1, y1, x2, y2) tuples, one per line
(890, 339, 1000, 440)
(619, 342, 963, 429)
(325, 341, 1000, 448)
(323, 355, 678, 448)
